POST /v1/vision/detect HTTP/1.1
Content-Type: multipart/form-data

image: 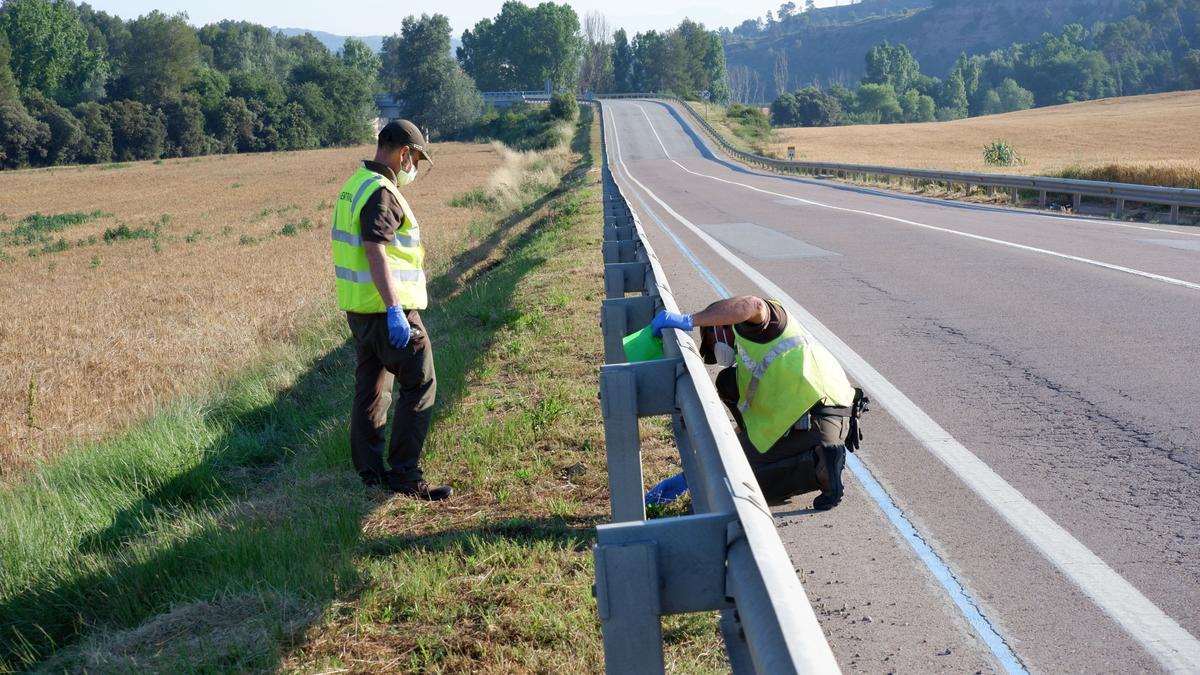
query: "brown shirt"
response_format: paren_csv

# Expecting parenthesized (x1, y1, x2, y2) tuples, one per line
(358, 160, 410, 244)
(736, 299, 787, 344)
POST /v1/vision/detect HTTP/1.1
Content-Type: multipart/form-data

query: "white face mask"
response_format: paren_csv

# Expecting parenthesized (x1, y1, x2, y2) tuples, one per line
(395, 151, 418, 186)
(714, 341, 736, 368)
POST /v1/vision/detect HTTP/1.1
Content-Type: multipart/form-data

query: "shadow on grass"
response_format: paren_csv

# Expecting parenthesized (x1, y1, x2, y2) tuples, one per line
(0, 110, 597, 671)
(358, 515, 598, 559)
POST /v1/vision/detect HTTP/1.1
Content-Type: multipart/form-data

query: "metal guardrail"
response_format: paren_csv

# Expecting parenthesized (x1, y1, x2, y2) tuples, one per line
(592, 93, 1200, 224)
(591, 100, 841, 674)
(481, 90, 554, 104)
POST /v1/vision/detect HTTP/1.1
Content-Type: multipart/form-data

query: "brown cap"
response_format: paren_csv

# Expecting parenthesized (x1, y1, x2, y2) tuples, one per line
(378, 119, 433, 165)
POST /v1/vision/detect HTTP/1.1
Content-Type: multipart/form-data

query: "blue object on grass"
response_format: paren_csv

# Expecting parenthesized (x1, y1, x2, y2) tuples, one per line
(645, 472, 688, 506)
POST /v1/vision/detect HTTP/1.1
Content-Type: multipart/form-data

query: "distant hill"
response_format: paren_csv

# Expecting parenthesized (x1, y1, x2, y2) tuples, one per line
(272, 27, 385, 54)
(723, 0, 1140, 97)
(272, 27, 462, 57)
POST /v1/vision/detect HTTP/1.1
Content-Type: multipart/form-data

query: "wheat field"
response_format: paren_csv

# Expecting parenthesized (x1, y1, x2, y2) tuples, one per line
(768, 90, 1200, 176)
(0, 143, 502, 475)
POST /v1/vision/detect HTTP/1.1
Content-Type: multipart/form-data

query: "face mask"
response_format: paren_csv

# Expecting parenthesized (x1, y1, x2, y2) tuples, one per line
(395, 152, 418, 186)
(714, 341, 736, 368)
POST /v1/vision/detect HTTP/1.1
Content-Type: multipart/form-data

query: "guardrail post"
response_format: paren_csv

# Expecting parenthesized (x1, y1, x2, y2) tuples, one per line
(604, 261, 651, 299)
(599, 359, 683, 523)
(1011, 187, 1019, 205)
(1073, 193, 1083, 213)
(600, 295, 659, 364)
(1116, 198, 1126, 218)
(1170, 204, 1180, 224)
(1039, 190, 1048, 209)
(594, 541, 663, 673)
(602, 239, 642, 265)
(594, 512, 738, 674)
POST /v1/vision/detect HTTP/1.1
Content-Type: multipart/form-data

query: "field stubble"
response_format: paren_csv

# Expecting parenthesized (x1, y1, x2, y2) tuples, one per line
(766, 90, 1200, 180)
(0, 144, 500, 475)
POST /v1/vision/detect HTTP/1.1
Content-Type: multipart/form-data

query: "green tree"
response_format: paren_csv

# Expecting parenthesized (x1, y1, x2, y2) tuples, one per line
(854, 82, 902, 124)
(0, 99, 49, 167)
(771, 86, 843, 126)
(580, 12, 614, 94)
(161, 93, 211, 157)
(275, 101, 317, 150)
(0, 29, 17, 103)
(104, 99, 166, 160)
(292, 52, 375, 144)
(897, 88, 935, 122)
(612, 28, 634, 92)
(77, 3, 129, 95)
(24, 90, 82, 164)
(72, 100, 113, 163)
(116, 11, 200, 105)
(0, 0, 108, 104)
(279, 33, 329, 68)
(938, 69, 969, 120)
(228, 69, 286, 111)
(458, 2, 581, 91)
(1014, 25, 1115, 105)
(548, 91, 578, 119)
(384, 14, 480, 138)
(339, 37, 380, 91)
(864, 41, 921, 95)
(184, 64, 230, 122)
(632, 30, 668, 92)
(197, 20, 280, 73)
(1183, 49, 1200, 87)
(770, 91, 800, 125)
(212, 96, 256, 152)
(983, 78, 1034, 114)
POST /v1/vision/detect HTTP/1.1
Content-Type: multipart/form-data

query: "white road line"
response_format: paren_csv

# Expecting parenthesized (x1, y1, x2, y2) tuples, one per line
(632, 103, 1200, 293)
(608, 100, 1200, 673)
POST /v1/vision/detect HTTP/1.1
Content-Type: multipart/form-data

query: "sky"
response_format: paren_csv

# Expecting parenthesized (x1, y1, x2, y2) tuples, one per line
(85, 0, 843, 38)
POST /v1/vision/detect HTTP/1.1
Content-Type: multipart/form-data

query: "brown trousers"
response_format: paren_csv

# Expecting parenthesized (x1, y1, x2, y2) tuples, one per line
(346, 310, 436, 488)
(716, 367, 848, 502)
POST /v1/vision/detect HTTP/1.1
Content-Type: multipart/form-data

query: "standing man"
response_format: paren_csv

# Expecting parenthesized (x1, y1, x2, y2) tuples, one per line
(651, 297, 867, 510)
(329, 120, 452, 500)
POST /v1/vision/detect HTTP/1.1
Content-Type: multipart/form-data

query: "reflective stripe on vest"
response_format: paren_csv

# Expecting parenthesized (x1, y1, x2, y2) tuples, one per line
(330, 228, 420, 249)
(737, 334, 810, 415)
(734, 303, 855, 453)
(330, 167, 427, 312)
(333, 267, 427, 284)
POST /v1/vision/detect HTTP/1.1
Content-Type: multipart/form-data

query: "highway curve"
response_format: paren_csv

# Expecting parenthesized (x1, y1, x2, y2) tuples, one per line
(601, 99, 1200, 673)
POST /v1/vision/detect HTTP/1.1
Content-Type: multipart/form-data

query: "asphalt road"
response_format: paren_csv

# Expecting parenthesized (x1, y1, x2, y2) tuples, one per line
(601, 99, 1200, 673)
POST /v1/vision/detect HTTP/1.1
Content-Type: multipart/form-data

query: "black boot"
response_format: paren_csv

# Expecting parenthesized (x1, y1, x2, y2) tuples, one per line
(813, 443, 846, 511)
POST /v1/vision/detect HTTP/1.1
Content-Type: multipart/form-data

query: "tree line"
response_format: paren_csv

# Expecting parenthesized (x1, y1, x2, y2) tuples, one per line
(770, 0, 1200, 128)
(0, 0, 732, 170)
(0, 0, 381, 169)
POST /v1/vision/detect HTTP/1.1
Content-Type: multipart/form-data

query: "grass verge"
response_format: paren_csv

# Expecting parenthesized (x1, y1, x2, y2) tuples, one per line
(1, 106, 724, 673)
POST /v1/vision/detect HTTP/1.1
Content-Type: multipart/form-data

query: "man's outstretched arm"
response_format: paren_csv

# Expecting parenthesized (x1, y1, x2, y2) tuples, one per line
(651, 296, 768, 335)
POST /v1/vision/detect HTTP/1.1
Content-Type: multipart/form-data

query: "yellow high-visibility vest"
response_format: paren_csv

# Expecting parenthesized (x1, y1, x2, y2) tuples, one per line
(330, 167, 427, 312)
(735, 303, 855, 453)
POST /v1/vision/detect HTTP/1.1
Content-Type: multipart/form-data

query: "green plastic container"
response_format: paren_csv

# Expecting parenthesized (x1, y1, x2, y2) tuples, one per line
(623, 324, 665, 362)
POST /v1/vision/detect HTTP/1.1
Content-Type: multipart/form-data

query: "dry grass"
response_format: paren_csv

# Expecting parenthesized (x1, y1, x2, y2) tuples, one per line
(1055, 163, 1200, 190)
(0, 143, 502, 476)
(767, 90, 1200, 178)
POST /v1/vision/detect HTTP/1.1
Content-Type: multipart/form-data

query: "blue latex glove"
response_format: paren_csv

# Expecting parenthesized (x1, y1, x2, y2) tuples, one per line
(645, 472, 688, 506)
(386, 306, 411, 349)
(651, 310, 693, 337)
